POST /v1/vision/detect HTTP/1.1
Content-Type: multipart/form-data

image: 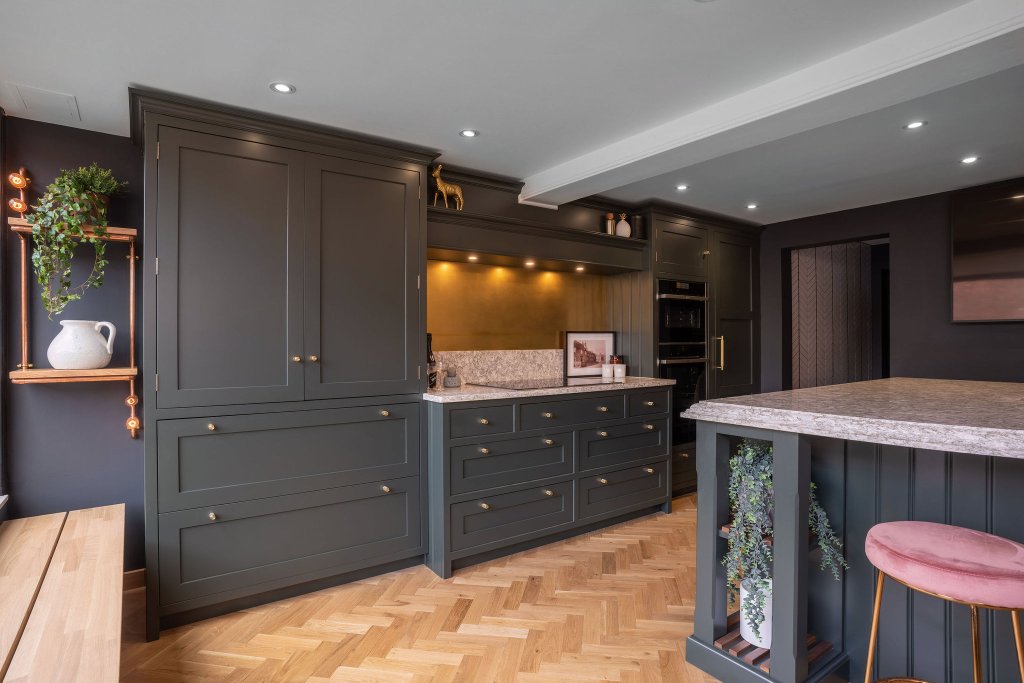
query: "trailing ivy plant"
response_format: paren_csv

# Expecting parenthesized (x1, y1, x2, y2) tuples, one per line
(26, 164, 127, 317)
(723, 438, 848, 640)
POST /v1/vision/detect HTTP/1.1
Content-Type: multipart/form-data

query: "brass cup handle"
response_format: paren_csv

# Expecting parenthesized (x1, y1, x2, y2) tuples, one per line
(541, 412, 554, 419)
(381, 485, 392, 494)
(309, 354, 319, 363)
(598, 430, 609, 437)
(543, 489, 555, 497)
(597, 406, 609, 412)
(207, 423, 216, 431)
(597, 478, 609, 485)
(208, 512, 217, 521)
(644, 400, 655, 407)
(714, 336, 725, 371)
(645, 424, 656, 431)
(643, 467, 655, 474)
(380, 409, 391, 417)
(291, 355, 303, 363)
(479, 418, 490, 425)
(479, 502, 491, 510)
(479, 447, 490, 454)
(543, 438, 554, 446)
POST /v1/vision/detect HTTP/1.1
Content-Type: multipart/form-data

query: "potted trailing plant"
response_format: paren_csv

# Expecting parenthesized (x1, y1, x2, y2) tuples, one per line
(723, 438, 847, 648)
(26, 163, 128, 317)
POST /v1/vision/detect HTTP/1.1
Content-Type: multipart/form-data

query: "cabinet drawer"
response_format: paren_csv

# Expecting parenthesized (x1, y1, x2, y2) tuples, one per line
(520, 395, 625, 431)
(578, 418, 669, 472)
(450, 404, 515, 439)
(672, 449, 696, 494)
(578, 462, 668, 520)
(628, 390, 671, 417)
(450, 480, 573, 553)
(451, 431, 573, 495)
(157, 405, 418, 512)
(158, 477, 420, 607)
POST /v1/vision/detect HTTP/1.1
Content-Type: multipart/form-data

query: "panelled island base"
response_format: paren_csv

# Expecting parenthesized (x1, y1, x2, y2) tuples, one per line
(683, 378, 1024, 683)
(424, 377, 676, 578)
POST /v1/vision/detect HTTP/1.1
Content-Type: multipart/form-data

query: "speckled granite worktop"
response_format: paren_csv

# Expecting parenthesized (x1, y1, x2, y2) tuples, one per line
(684, 377, 1024, 457)
(424, 376, 675, 403)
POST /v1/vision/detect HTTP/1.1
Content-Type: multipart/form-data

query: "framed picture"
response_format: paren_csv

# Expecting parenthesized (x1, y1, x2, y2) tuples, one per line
(564, 331, 616, 377)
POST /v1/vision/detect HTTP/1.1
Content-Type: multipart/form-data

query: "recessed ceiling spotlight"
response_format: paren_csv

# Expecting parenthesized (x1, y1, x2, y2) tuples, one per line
(747, 203, 758, 210)
(575, 265, 585, 272)
(676, 184, 689, 191)
(524, 260, 536, 268)
(269, 82, 296, 94)
(961, 156, 979, 165)
(467, 254, 479, 261)
(903, 120, 927, 130)
(459, 129, 479, 138)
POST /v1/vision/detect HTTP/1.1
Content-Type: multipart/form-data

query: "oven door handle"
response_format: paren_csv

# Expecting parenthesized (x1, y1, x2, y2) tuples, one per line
(656, 294, 707, 301)
(658, 358, 708, 365)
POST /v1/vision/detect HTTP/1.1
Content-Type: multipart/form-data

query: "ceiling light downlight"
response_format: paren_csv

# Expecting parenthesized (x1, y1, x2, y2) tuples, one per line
(575, 265, 585, 272)
(524, 260, 535, 268)
(459, 129, 479, 138)
(676, 184, 689, 191)
(467, 254, 479, 261)
(747, 203, 758, 210)
(903, 120, 927, 130)
(961, 156, 979, 165)
(270, 82, 296, 94)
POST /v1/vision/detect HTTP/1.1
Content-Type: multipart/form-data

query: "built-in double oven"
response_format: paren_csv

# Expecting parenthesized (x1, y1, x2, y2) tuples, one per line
(656, 279, 707, 493)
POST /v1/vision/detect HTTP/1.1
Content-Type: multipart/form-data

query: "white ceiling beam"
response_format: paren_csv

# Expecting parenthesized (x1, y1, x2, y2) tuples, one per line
(519, 0, 1024, 206)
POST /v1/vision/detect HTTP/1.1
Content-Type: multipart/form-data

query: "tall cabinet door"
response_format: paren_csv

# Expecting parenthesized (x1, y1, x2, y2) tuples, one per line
(155, 127, 305, 408)
(710, 231, 758, 398)
(304, 154, 422, 399)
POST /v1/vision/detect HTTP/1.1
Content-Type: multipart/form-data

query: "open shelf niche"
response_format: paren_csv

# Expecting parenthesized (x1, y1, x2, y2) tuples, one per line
(8, 217, 141, 437)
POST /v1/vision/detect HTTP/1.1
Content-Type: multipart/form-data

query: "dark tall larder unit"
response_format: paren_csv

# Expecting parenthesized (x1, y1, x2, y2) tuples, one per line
(131, 90, 437, 639)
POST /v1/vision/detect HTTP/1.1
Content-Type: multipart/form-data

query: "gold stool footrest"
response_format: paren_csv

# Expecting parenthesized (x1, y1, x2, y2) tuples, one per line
(876, 678, 934, 682)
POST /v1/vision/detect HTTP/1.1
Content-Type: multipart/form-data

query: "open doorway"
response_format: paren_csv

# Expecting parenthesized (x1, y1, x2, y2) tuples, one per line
(787, 239, 890, 389)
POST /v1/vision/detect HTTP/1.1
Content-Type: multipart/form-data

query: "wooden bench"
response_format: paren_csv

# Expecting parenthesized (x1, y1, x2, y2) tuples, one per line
(0, 504, 124, 682)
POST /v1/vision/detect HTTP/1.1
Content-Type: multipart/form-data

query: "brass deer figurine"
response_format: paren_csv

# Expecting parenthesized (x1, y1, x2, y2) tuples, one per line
(432, 165, 464, 211)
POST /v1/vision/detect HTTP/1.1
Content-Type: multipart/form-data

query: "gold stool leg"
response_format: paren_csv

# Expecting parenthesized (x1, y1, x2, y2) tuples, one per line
(1012, 610, 1024, 683)
(865, 571, 886, 683)
(971, 604, 983, 683)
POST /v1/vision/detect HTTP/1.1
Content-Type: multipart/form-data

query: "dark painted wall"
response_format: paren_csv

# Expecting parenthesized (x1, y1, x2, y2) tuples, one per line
(760, 191, 1024, 392)
(3, 117, 144, 568)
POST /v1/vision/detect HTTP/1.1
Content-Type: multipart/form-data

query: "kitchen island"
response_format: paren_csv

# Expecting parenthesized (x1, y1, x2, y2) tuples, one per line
(683, 378, 1024, 683)
(424, 376, 676, 577)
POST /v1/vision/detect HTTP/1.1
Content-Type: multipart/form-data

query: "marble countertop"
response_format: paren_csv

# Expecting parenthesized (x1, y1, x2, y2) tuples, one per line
(423, 376, 675, 403)
(683, 378, 1024, 457)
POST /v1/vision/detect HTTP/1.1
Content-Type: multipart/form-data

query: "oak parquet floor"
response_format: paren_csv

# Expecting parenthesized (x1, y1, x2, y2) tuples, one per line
(121, 495, 718, 682)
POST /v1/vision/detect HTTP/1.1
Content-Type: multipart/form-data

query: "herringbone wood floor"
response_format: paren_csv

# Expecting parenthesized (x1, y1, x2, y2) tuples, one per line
(121, 495, 718, 682)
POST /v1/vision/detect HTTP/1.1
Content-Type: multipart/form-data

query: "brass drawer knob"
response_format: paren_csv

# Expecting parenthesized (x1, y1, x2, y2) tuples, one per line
(207, 423, 216, 431)
(542, 412, 554, 419)
(381, 485, 392, 493)
(644, 400, 655, 407)
(291, 355, 303, 363)
(479, 418, 490, 425)
(680, 452, 691, 459)
(208, 512, 217, 521)
(479, 447, 490, 455)
(702, 249, 711, 257)
(597, 478, 609, 485)
(479, 502, 491, 510)
(380, 409, 391, 417)
(598, 430, 609, 437)
(643, 467, 655, 474)
(543, 489, 555, 497)
(597, 406, 609, 412)
(309, 355, 319, 362)
(543, 438, 554, 446)
(645, 424, 656, 431)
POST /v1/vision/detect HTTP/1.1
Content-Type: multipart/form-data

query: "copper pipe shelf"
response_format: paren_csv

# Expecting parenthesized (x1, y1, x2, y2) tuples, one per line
(713, 612, 834, 674)
(8, 217, 141, 437)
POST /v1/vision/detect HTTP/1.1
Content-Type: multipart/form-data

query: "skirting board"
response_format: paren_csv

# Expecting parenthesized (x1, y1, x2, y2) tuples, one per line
(124, 568, 146, 591)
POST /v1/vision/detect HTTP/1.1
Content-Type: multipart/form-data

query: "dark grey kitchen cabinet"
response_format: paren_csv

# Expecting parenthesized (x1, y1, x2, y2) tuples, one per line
(653, 215, 709, 278)
(303, 154, 422, 399)
(155, 127, 306, 409)
(710, 230, 758, 398)
(426, 387, 672, 579)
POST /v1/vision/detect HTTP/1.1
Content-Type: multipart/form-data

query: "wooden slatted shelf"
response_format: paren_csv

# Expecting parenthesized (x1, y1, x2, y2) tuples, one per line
(713, 611, 833, 674)
(10, 367, 138, 384)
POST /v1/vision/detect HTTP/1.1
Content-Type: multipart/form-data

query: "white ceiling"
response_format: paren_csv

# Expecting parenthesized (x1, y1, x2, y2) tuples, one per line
(2, 0, 1024, 224)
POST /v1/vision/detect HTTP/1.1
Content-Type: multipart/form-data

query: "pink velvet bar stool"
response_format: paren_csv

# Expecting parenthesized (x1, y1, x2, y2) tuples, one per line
(864, 521, 1024, 683)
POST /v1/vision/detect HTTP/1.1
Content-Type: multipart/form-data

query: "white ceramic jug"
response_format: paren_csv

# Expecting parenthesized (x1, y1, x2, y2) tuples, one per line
(47, 320, 116, 370)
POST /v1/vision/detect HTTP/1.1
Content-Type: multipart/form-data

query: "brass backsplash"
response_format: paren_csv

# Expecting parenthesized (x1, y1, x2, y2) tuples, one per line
(427, 261, 610, 351)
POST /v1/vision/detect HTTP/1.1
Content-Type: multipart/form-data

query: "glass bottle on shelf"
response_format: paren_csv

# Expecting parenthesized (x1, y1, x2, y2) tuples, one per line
(427, 333, 438, 388)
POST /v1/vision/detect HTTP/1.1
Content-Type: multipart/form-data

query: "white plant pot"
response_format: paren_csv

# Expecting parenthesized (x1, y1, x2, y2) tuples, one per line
(47, 320, 116, 370)
(740, 579, 773, 649)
